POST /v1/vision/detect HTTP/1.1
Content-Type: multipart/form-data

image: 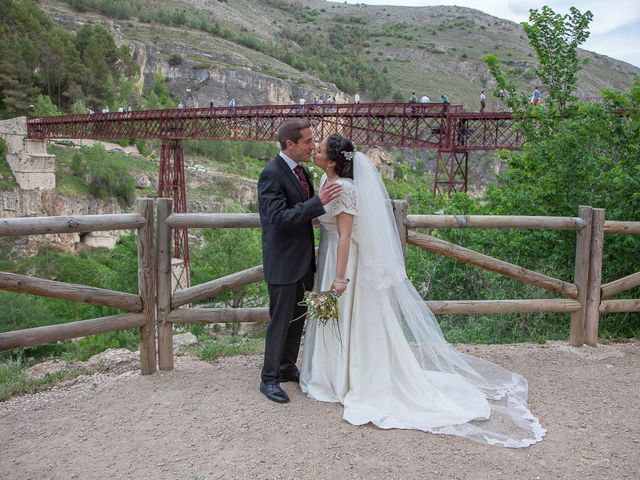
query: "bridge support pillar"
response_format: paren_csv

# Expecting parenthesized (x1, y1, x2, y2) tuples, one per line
(434, 149, 468, 196)
(159, 139, 190, 291)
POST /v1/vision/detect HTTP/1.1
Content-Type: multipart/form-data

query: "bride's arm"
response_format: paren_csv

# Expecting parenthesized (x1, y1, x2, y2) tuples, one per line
(331, 212, 354, 296)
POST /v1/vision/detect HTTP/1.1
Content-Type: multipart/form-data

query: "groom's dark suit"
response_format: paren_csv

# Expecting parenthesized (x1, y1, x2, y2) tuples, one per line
(258, 154, 325, 385)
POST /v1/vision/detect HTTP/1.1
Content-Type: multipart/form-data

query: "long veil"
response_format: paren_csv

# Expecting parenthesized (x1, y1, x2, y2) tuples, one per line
(352, 152, 545, 447)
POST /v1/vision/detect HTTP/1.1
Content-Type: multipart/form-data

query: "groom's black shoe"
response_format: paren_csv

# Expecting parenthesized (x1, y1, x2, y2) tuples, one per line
(280, 371, 300, 383)
(260, 382, 290, 403)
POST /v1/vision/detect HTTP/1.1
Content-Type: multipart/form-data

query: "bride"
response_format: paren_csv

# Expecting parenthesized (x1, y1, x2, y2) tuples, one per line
(300, 133, 546, 448)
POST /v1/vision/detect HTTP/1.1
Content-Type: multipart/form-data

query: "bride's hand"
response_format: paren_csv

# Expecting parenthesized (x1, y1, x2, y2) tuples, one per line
(331, 279, 349, 297)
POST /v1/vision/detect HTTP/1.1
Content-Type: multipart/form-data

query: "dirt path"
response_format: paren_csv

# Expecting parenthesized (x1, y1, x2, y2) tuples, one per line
(1, 341, 638, 480)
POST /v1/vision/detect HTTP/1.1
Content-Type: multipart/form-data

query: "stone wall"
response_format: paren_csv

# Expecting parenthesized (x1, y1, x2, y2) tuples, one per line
(0, 117, 56, 190)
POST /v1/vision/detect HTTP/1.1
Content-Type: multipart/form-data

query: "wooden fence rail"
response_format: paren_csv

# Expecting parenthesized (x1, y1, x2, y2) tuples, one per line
(405, 215, 586, 231)
(0, 272, 143, 311)
(0, 213, 146, 236)
(0, 199, 157, 375)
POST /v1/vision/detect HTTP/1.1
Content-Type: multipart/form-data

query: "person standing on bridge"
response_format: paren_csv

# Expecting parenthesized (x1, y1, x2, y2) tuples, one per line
(441, 94, 449, 113)
(531, 87, 541, 106)
(409, 92, 418, 114)
(257, 119, 343, 404)
(480, 90, 486, 113)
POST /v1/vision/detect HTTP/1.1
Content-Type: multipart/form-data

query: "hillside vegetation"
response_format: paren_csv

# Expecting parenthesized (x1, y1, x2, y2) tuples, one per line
(2, 0, 638, 119)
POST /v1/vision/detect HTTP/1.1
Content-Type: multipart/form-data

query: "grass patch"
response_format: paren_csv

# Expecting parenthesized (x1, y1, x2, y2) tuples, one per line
(0, 360, 91, 402)
(183, 323, 264, 361)
(194, 333, 264, 361)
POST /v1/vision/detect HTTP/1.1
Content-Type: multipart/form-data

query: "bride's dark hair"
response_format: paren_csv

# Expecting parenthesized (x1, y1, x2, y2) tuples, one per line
(326, 134, 354, 179)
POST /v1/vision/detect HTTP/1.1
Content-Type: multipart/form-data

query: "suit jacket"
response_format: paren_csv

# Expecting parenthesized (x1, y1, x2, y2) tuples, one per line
(258, 154, 325, 285)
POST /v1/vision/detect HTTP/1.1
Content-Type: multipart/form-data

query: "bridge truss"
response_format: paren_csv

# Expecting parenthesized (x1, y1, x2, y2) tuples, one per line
(27, 103, 524, 284)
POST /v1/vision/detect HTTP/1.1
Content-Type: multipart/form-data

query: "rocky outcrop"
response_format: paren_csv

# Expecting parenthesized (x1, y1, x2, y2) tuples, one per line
(24, 348, 140, 380)
(43, 4, 345, 109)
(367, 147, 395, 180)
(0, 188, 124, 255)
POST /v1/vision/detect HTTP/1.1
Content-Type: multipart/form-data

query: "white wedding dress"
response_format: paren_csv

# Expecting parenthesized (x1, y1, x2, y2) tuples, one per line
(300, 153, 546, 448)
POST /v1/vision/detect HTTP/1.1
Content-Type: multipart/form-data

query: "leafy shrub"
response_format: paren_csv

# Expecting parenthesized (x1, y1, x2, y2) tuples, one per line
(73, 144, 135, 206)
(31, 95, 61, 117)
(168, 54, 183, 66)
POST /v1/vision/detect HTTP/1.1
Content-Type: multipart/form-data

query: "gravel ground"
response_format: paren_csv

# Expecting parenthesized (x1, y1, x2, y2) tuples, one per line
(1, 341, 639, 480)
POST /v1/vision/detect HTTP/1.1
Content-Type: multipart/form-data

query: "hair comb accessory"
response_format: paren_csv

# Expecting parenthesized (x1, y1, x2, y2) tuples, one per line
(341, 150, 355, 161)
(341, 143, 356, 162)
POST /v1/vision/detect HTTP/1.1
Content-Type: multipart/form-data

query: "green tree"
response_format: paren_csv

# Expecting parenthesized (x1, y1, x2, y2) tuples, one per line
(483, 6, 593, 112)
(522, 6, 593, 109)
(70, 99, 87, 114)
(0, 1, 137, 117)
(31, 94, 61, 116)
(143, 71, 175, 109)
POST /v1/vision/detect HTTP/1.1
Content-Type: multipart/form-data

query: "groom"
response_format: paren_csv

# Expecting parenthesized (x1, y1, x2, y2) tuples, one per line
(258, 118, 342, 403)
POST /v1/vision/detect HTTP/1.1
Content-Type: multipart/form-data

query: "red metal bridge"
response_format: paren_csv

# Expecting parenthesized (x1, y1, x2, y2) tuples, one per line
(27, 102, 523, 283)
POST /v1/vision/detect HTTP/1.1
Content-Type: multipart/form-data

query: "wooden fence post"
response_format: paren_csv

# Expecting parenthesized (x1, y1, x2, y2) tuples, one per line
(157, 198, 174, 370)
(392, 200, 408, 260)
(137, 198, 156, 374)
(585, 208, 605, 346)
(570, 205, 592, 347)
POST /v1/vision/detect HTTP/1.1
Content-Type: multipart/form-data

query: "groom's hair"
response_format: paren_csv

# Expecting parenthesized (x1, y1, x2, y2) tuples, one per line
(278, 118, 311, 150)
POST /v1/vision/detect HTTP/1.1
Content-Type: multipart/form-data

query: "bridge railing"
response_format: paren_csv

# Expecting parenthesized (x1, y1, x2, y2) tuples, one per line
(0, 199, 157, 374)
(26, 102, 461, 143)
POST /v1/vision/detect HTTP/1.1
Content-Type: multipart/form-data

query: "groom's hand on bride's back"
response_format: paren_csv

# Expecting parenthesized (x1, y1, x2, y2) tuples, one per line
(318, 183, 342, 205)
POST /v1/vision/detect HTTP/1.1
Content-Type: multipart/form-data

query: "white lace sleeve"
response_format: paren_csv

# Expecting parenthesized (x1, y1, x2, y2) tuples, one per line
(325, 179, 357, 217)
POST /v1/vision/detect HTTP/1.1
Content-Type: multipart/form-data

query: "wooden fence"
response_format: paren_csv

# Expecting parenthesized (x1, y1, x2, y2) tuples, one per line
(404, 206, 640, 346)
(0, 199, 157, 374)
(1, 199, 638, 373)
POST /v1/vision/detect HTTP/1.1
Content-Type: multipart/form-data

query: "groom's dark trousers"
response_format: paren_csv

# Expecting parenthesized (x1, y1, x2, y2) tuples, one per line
(258, 154, 325, 385)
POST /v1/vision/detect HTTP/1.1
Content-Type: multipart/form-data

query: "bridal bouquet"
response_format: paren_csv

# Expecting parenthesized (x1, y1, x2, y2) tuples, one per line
(301, 290, 339, 326)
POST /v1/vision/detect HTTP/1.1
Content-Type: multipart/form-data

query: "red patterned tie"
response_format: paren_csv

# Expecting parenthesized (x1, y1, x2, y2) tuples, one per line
(293, 164, 310, 200)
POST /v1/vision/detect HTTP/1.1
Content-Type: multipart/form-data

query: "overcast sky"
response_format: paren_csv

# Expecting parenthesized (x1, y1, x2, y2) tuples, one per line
(328, 1, 640, 68)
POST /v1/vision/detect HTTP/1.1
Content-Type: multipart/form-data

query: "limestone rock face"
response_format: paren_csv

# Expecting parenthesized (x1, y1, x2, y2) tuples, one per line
(134, 173, 156, 189)
(44, 6, 343, 110)
(366, 148, 395, 180)
(0, 188, 124, 255)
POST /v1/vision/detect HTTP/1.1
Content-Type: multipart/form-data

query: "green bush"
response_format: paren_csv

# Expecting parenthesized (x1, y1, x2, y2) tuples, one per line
(31, 95, 61, 117)
(76, 145, 135, 206)
(168, 53, 183, 66)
